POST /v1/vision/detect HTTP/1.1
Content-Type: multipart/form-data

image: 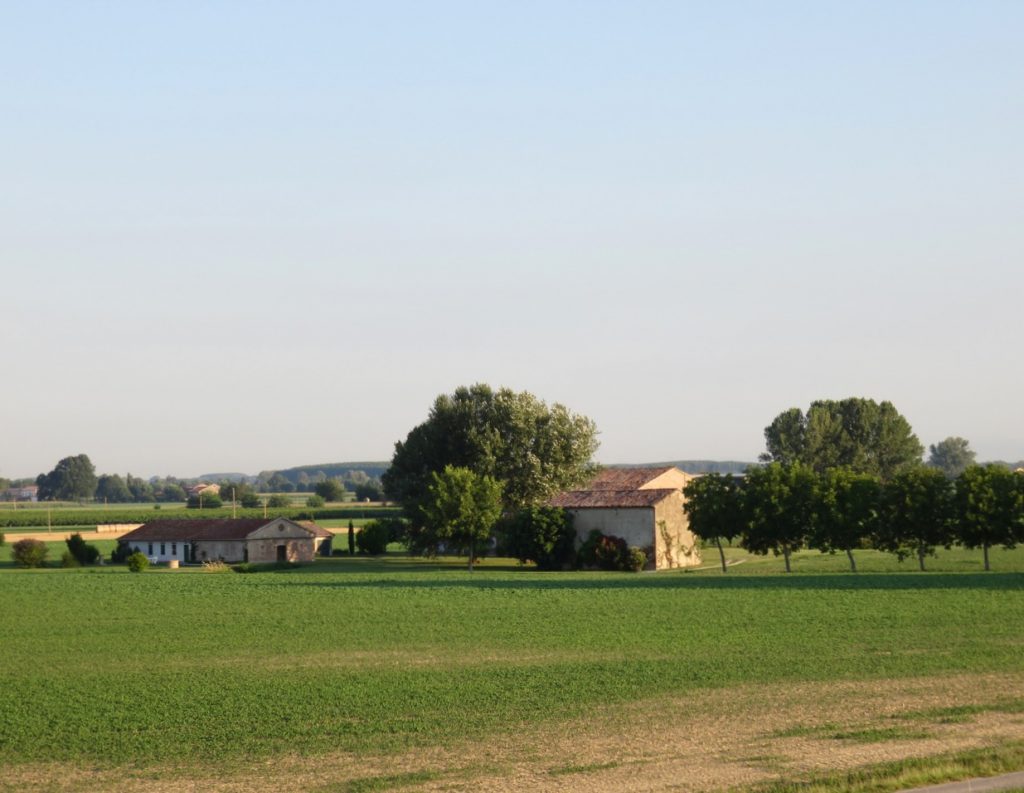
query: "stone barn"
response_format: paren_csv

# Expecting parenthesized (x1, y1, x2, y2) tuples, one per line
(549, 466, 701, 570)
(119, 518, 332, 564)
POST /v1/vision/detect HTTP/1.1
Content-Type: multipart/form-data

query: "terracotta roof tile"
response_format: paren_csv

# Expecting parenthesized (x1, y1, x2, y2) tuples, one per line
(586, 467, 677, 490)
(121, 519, 287, 542)
(549, 488, 677, 509)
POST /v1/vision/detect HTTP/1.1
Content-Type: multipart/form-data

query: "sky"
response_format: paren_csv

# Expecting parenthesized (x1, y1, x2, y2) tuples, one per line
(2, 1, 1022, 479)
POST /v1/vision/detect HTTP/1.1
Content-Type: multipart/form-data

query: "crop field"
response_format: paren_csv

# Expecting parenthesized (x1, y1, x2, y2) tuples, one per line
(1, 549, 1023, 792)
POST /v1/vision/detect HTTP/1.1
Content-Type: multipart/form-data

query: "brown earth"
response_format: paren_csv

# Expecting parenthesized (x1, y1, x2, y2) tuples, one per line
(4, 672, 1024, 793)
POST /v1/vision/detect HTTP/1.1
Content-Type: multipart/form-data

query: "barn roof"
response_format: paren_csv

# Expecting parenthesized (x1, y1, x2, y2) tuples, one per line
(120, 518, 296, 542)
(548, 488, 677, 509)
(297, 520, 333, 538)
(585, 467, 678, 490)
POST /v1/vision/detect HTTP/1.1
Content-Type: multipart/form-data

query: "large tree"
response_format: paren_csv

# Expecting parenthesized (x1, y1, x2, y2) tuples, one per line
(811, 467, 881, 572)
(36, 454, 98, 501)
(877, 466, 954, 571)
(928, 437, 976, 479)
(683, 473, 744, 573)
(954, 464, 1021, 571)
(761, 398, 923, 480)
(418, 465, 504, 570)
(383, 384, 599, 518)
(95, 474, 133, 503)
(742, 462, 817, 573)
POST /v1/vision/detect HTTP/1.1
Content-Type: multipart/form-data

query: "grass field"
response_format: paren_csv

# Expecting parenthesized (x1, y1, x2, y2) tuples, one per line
(1, 546, 1023, 791)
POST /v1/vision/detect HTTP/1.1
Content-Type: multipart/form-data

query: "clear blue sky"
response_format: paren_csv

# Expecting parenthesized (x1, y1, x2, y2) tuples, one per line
(2, 2, 1022, 478)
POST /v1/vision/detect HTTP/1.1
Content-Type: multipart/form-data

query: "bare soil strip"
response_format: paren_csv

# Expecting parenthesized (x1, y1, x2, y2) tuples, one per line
(5, 672, 1024, 792)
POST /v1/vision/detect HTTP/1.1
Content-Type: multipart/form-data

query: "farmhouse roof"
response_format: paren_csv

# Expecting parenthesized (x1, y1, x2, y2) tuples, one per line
(296, 520, 333, 538)
(585, 467, 678, 490)
(549, 488, 677, 509)
(120, 518, 294, 542)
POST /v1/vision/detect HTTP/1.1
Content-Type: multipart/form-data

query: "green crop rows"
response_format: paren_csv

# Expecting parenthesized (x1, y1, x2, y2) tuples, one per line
(1, 556, 1023, 770)
(0, 505, 399, 528)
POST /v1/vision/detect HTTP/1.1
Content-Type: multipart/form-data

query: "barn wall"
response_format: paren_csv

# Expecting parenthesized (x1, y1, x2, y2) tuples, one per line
(652, 490, 701, 569)
(194, 541, 246, 562)
(570, 507, 655, 552)
(247, 538, 316, 563)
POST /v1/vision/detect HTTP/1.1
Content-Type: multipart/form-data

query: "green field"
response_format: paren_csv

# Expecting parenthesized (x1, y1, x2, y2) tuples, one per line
(1, 547, 1023, 791)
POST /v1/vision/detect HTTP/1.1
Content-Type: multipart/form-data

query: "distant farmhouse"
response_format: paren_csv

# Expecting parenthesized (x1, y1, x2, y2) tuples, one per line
(186, 483, 221, 498)
(118, 518, 332, 564)
(2, 485, 38, 502)
(550, 466, 700, 571)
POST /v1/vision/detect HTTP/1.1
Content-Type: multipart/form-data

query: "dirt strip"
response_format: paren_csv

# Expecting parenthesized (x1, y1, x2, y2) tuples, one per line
(4, 671, 1024, 793)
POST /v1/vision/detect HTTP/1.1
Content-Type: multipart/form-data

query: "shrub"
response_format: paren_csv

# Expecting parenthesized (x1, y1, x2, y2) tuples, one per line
(11, 538, 48, 568)
(201, 560, 231, 573)
(126, 552, 150, 573)
(153, 503, 161, 510)
(577, 530, 645, 572)
(110, 542, 135, 563)
(239, 493, 262, 508)
(306, 494, 326, 508)
(187, 492, 223, 509)
(0, 531, 5, 546)
(356, 520, 389, 555)
(266, 495, 291, 508)
(502, 507, 575, 570)
(60, 551, 81, 568)
(65, 533, 100, 566)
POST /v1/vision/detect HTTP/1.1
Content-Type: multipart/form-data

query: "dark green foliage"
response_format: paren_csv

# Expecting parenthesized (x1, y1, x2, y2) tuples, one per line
(65, 533, 100, 566)
(306, 494, 326, 508)
(348, 519, 356, 555)
(743, 462, 818, 572)
(126, 551, 150, 572)
(11, 538, 48, 568)
(811, 468, 881, 571)
(0, 531, 4, 546)
(355, 521, 390, 555)
(354, 481, 384, 501)
(684, 473, 744, 573)
(418, 465, 504, 569)
(265, 495, 290, 509)
(110, 542, 135, 563)
(60, 551, 80, 568)
(95, 474, 133, 503)
(762, 399, 923, 480)
(928, 437, 977, 479)
(503, 507, 576, 570)
(314, 479, 346, 502)
(954, 464, 1022, 570)
(36, 454, 98, 501)
(239, 493, 261, 508)
(383, 384, 599, 518)
(231, 561, 300, 573)
(577, 530, 646, 572)
(187, 492, 223, 509)
(878, 466, 954, 571)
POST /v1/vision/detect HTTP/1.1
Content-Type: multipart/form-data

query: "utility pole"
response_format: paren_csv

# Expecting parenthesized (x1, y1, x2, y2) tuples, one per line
(232, 487, 237, 518)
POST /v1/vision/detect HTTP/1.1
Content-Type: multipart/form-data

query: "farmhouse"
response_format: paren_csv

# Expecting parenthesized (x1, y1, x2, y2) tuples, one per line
(550, 466, 700, 571)
(118, 518, 332, 564)
(186, 483, 221, 498)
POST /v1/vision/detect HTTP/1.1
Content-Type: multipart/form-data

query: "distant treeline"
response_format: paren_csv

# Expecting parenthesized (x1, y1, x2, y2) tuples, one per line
(0, 506, 400, 529)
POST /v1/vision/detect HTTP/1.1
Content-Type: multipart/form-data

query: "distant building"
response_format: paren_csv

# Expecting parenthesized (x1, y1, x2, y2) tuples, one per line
(550, 466, 701, 571)
(186, 483, 221, 498)
(118, 518, 332, 564)
(3, 485, 38, 502)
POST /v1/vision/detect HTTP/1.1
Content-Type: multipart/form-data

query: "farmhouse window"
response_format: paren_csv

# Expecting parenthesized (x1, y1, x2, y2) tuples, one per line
(160, 543, 166, 555)
(171, 543, 177, 556)
(148, 543, 153, 555)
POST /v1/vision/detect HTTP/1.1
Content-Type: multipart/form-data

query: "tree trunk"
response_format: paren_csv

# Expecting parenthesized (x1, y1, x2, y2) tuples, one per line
(846, 548, 857, 573)
(983, 543, 990, 572)
(783, 546, 792, 573)
(918, 544, 926, 572)
(716, 536, 727, 573)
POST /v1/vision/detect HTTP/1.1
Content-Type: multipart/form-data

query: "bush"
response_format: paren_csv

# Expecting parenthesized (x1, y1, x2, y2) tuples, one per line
(11, 538, 48, 568)
(356, 520, 389, 555)
(577, 530, 646, 572)
(502, 507, 575, 570)
(201, 560, 231, 573)
(0, 531, 5, 546)
(110, 542, 135, 563)
(126, 552, 150, 573)
(306, 494, 326, 508)
(187, 492, 223, 509)
(60, 550, 81, 568)
(266, 495, 291, 508)
(65, 533, 100, 566)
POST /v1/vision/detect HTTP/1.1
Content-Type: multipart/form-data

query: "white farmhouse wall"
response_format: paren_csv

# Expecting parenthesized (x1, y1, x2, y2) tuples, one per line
(570, 507, 655, 550)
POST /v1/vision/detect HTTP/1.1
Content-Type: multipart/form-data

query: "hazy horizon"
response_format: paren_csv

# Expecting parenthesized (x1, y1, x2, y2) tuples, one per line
(4, 3, 1022, 480)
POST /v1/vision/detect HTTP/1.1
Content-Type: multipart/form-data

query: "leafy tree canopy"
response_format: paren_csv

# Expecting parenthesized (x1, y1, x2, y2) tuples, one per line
(418, 465, 503, 569)
(383, 384, 598, 518)
(927, 436, 976, 479)
(36, 454, 97, 501)
(683, 473, 744, 573)
(762, 398, 923, 480)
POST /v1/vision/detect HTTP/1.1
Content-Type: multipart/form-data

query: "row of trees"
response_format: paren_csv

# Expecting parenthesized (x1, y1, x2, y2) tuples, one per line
(684, 463, 1024, 573)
